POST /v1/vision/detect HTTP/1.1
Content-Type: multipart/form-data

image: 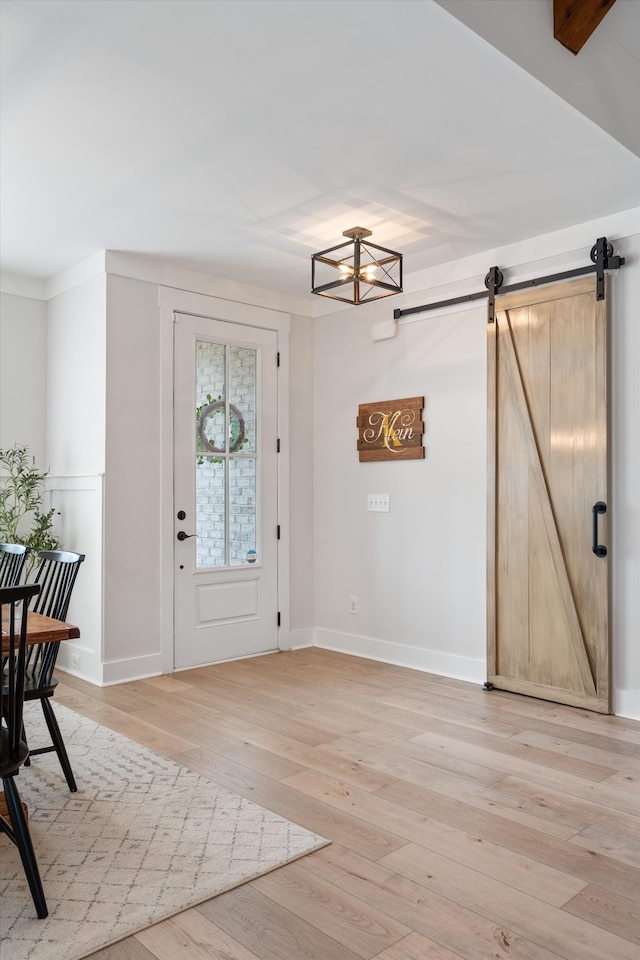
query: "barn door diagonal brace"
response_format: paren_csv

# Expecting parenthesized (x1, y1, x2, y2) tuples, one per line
(393, 237, 625, 322)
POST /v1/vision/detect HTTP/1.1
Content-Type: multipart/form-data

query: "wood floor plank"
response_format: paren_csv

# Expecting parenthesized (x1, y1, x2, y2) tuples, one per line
(213, 721, 396, 792)
(382, 688, 593, 745)
(569, 823, 640, 869)
(141, 674, 196, 693)
(53, 649, 640, 960)
(171, 745, 407, 861)
(496, 773, 640, 840)
(197, 885, 362, 960)
(561, 884, 640, 944)
(141, 709, 309, 780)
(296, 704, 427, 741)
(252, 861, 411, 957)
(52, 690, 195, 756)
(325, 733, 502, 787)
(354, 688, 529, 739)
(282, 769, 587, 905)
(87, 939, 157, 960)
(302, 844, 564, 960)
(329, 733, 587, 839)
(588, 733, 640, 759)
(510, 728, 640, 777)
(412, 728, 616, 783)
(382, 685, 600, 744)
(164, 682, 339, 745)
(412, 729, 639, 812)
(377, 776, 640, 903)
(601, 770, 640, 794)
(372, 932, 465, 960)
(134, 909, 263, 959)
(491, 695, 640, 743)
(174, 670, 326, 721)
(57, 672, 161, 713)
(342, 737, 590, 839)
(380, 843, 639, 960)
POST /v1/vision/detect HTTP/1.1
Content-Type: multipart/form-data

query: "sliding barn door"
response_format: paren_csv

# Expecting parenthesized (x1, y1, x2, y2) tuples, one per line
(487, 277, 610, 713)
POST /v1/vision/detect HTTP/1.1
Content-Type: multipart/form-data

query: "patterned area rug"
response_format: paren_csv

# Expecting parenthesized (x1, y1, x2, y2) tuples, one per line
(1, 701, 328, 960)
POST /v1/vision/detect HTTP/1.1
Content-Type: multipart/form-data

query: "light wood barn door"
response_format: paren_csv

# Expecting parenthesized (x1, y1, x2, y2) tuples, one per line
(487, 277, 610, 713)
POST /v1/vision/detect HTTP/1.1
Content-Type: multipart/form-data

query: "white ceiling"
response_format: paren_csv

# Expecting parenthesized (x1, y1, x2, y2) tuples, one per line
(1, 0, 639, 307)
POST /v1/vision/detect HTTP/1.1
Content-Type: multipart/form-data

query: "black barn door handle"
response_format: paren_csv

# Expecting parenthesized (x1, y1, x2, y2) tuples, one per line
(592, 502, 607, 558)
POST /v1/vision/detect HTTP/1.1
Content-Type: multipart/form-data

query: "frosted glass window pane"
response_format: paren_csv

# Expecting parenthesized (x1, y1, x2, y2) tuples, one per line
(229, 458, 256, 566)
(229, 346, 256, 454)
(197, 341, 226, 454)
(196, 458, 225, 568)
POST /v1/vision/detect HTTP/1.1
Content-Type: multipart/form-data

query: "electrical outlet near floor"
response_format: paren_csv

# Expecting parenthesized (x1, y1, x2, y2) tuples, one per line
(349, 596, 359, 614)
(71, 654, 80, 670)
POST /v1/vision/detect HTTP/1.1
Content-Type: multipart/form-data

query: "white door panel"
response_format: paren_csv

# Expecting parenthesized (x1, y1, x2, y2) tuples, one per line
(174, 313, 278, 668)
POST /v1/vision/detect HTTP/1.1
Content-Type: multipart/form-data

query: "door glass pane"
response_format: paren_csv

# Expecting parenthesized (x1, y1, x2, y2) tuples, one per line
(194, 340, 259, 569)
(229, 346, 256, 454)
(229, 457, 256, 566)
(197, 341, 226, 454)
(196, 458, 225, 568)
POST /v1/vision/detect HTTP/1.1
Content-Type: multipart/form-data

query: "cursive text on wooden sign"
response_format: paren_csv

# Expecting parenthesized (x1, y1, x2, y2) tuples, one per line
(357, 396, 425, 462)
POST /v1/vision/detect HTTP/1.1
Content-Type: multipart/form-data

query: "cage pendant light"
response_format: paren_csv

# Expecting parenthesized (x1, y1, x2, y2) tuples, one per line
(311, 227, 403, 304)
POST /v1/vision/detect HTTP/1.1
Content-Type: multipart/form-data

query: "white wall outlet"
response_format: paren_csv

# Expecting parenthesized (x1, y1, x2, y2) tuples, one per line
(367, 494, 390, 512)
(349, 595, 359, 614)
(71, 654, 80, 670)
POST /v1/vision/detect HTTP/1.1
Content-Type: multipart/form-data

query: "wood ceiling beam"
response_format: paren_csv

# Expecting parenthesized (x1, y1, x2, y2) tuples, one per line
(554, 0, 617, 55)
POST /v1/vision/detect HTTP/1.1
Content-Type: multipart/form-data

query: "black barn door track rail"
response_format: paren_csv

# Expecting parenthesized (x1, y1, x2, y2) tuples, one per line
(393, 237, 625, 324)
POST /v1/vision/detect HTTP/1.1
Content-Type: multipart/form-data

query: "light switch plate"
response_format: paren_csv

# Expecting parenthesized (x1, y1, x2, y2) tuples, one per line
(367, 494, 390, 512)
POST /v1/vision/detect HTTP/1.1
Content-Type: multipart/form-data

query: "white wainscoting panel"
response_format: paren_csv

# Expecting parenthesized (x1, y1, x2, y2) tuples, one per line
(46, 475, 104, 685)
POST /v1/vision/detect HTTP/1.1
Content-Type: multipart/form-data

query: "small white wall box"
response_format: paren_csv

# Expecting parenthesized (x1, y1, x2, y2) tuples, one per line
(371, 319, 398, 342)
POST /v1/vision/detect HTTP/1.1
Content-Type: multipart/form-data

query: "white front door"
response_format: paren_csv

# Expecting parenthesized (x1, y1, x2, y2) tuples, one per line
(173, 313, 279, 669)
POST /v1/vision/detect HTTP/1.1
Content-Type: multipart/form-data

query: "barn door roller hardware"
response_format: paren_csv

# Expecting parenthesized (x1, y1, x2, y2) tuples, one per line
(392, 237, 625, 324)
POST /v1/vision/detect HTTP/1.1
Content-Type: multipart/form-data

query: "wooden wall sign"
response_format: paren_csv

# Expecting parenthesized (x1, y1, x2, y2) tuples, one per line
(357, 396, 425, 462)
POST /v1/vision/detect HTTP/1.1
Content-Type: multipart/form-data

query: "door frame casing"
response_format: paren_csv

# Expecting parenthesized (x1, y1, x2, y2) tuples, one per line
(158, 287, 291, 675)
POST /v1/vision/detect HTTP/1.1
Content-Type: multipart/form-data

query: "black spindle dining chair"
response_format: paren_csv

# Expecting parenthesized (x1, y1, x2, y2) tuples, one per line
(0, 543, 31, 588)
(22, 550, 85, 792)
(1, 582, 48, 918)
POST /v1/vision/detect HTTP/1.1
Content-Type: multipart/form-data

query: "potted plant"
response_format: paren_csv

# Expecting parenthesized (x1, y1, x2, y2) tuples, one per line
(0, 444, 60, 577)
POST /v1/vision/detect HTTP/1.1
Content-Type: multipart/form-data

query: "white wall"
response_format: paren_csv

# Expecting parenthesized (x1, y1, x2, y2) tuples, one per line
(46, 274, 107, 682)
(313, 298, 487, 680)
(102, 275, 163, 681)
(4, 210, 637, 718)
(609, 228, 640, 720)
(312, 208, 640, 719)
(46, 275, 107, 477)
(0, 292, 47, 465)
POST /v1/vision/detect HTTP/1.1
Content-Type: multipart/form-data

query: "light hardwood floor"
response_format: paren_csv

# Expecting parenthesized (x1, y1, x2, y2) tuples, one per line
(53, 649, 640, 960)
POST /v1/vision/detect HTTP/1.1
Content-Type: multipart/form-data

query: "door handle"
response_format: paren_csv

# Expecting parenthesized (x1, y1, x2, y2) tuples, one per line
(177, 531, 198, 541)
(592, 502, 607, 558)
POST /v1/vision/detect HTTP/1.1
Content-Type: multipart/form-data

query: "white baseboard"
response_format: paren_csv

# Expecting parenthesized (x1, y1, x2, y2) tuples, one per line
(56, 643, 103, 686)
(613, 688, 640, 721)
(289, 627, 314, 649)
(313, 628, 486, 684)
(57, 627, 639, 722)
(56, 664, 103, 686)
(100, 653, 164, 686)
